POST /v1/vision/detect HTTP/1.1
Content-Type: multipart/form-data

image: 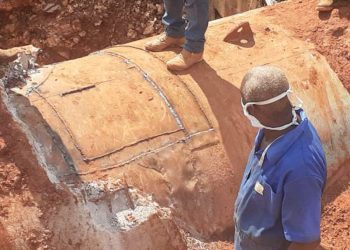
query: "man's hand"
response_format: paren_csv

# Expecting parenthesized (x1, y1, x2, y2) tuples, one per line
(288, 240, 320, 250)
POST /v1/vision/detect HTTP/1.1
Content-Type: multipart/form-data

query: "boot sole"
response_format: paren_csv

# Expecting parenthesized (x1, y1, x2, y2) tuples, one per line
(316, 5, 334, 11)
(166, 58, 204, 71)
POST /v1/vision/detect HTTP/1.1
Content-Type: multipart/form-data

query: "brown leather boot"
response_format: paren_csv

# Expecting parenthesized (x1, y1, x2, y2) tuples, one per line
(166, 49, 203, 71)
(145, 33, 185, 52)
(316, 0, 334, 11)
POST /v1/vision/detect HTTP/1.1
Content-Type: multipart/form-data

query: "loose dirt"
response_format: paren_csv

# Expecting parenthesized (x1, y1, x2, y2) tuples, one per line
(321, 165, 350, 250)
(262, 0, 350, 91)
(0, 98, 67, 250)
(0, 0, 164, 64)
(0, 0, 350, 249)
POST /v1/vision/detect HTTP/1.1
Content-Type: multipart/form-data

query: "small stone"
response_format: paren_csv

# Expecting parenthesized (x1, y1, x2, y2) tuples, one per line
(72, 19, 81, 31)
(46, 35, 60, 47)
(79, 31, 87, 37)
(72, 36, 80, 44)
(94, 20, 103, 26)
(60, 23, 73, 36)
(346, 52, 350, 61)
(67, 5, 74, 13)
(43, 3, 61, 13)
(143, 20, 155, 35)
(127, 29, 137, 39)
(57, 50, 71, 60)
(126, 214, 136, 222)
(156, 4, 164, 15)
(5, 24, 16, 33)
(0, 138, 6, 152)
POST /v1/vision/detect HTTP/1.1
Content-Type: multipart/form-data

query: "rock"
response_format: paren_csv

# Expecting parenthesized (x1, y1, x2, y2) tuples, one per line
(72, 19, 81, 31)
(67, 5, 74, 13)
(143, 20, 155, 36)
(23, 31, 31, 43)
(0, 138, 6, 152)
(62, 0, 69, 7)
(59, 23, 73, 36)
(46, 35, 60, 47)
(43, 3, 61, 13)
(127, 29, 138, 39)
(56, 49, 71, 60)
(5, 24, 16, 33)
(72, 36, 80, 44)
(94, 20, 103, 26)
(156, 4, 164, 15)
(79, 31, 87, 37)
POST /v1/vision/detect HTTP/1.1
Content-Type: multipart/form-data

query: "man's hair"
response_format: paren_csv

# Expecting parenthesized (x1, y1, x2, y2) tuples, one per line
(240, 66, 290, 103)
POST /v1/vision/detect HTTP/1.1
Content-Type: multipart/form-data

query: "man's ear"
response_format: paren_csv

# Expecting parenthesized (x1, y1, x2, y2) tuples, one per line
(247, 105, 254, 115)
(248, 104, 260, 116)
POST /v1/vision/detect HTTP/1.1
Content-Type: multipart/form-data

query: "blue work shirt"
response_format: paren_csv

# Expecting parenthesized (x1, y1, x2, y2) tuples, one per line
(234, 109, 327, 250)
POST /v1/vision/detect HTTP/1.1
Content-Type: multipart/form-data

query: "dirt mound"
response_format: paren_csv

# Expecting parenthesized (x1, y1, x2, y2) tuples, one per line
(0, 99, 66, 249)
(0, 0, 164, 64)
(262, 0, 350, 91)
(321, 164, 350, 250)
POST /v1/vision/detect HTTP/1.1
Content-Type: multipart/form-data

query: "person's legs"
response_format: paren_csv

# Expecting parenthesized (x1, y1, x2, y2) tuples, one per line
(184, 0, 209, 53)
(163, 0, 186, 38)
(145, 0, 185, 52)
(166, 0, 209, 71)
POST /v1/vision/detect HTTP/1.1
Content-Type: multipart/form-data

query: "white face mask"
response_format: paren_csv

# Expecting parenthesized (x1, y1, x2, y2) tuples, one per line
(241, 88, 303, 131)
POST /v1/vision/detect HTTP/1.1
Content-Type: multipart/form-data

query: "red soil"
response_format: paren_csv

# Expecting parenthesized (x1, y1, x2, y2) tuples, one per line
(0, 99, 66, 249)
(262, 0, 350, 91)
(0, 0, 349, 249)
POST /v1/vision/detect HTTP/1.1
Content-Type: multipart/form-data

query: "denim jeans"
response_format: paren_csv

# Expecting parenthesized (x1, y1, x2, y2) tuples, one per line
(162, 0, 209, 53)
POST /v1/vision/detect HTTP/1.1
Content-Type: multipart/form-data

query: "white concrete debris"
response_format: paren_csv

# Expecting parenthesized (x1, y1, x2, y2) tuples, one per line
(1, 47, 41, 88)
(83, 178, 124, 201)
(112, 188, 171, 231)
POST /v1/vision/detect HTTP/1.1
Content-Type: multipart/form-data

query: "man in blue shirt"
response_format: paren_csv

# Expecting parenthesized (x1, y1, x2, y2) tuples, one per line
(235, 66, 327, 250)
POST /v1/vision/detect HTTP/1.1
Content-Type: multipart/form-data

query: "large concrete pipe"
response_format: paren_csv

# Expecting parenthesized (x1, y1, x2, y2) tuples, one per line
(4, 6, 350, 249)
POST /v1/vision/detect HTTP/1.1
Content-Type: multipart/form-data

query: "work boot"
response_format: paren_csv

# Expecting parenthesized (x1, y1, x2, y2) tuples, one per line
(316, 0, 334, 11)
(166, 49, 203, 71)
(145, 33, 185, 52)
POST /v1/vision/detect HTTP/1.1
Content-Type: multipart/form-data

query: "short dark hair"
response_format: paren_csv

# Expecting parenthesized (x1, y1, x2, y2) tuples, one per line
(241, 66, 290, 103)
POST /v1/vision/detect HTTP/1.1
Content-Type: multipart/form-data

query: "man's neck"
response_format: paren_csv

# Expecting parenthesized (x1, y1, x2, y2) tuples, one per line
(261, 112, 301, 149)
(264, 127, 294, 144)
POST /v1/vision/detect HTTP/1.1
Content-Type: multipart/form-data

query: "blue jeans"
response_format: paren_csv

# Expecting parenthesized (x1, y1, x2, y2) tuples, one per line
(162, 0, 209, 53)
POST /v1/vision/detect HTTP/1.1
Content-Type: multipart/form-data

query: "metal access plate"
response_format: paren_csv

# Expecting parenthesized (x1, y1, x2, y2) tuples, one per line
(31, 55, 182, 160)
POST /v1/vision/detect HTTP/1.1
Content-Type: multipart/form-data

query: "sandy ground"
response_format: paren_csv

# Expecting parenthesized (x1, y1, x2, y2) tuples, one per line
(0, 0, 349, 249)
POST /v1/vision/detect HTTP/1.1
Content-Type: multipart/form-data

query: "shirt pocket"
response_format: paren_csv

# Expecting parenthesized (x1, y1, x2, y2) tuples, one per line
(239, 175, 282, 234)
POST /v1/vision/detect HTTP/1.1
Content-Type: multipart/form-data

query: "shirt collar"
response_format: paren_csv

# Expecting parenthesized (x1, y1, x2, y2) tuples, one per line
(254, 109, 308, 165)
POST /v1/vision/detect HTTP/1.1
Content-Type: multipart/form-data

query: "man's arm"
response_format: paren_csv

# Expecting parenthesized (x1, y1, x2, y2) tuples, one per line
(282, 176, 324, 248)
(288, 240, 320, 250)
